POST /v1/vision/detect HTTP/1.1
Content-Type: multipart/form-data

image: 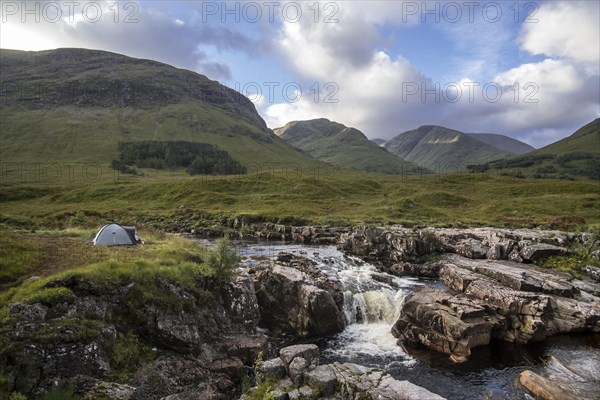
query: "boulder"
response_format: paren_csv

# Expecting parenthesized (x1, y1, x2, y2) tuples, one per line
(222, 334, 268, 365)
(520, 243, 567, 262)
(256, 358, 287, 384)
(253, 256, 345, 337)
(303, 364, 337, 396)
(455, 239, 489, 259)
(519, 370, 572, 400)
(392, 254, 600, 362)
(327, 362, 445, 400)
(279, 344, 320, 371)
(287, 357, 309, 385)
(392, 288, 502, 363)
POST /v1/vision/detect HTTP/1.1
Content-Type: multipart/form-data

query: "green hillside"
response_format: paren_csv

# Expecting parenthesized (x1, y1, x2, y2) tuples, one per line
(467, 133, 535, 154)
(384, 125, 513, 170)
(0, 48, 315, 168)
(274, 119, 421, 174)
(472, 119, 600, 180)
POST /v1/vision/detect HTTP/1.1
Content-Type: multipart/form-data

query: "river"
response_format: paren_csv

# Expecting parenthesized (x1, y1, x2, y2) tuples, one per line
(201, 239, 600, 400)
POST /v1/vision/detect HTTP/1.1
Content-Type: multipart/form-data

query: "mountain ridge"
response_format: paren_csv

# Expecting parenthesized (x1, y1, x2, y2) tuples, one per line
(384, 125, 513, 169)
(474, 118, 599, 180)
(274, 118, 421, 175)
(467, 133, 535, 154)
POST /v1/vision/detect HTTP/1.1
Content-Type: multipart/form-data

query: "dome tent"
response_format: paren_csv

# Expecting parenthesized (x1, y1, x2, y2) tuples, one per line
(92, 223, 141, 246)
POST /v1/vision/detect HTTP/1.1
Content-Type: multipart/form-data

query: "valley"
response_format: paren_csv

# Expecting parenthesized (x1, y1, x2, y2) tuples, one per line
(1, 47, 599, 400)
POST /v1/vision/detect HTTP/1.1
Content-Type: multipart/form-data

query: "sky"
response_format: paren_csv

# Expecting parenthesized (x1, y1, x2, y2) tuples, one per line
(1, 0, 599, 147)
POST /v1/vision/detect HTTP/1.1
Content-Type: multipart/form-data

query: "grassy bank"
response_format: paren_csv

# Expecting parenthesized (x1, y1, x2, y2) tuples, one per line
(0, 232, 237, 309)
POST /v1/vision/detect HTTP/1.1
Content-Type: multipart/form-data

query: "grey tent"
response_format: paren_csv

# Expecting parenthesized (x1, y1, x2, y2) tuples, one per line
(92, 223, 141, 246)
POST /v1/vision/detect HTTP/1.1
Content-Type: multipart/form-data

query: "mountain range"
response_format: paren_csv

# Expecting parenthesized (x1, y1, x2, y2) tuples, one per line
(274, 119, 420, 174)
(383, 125, 529, 170)
(0, 48, 597, 180)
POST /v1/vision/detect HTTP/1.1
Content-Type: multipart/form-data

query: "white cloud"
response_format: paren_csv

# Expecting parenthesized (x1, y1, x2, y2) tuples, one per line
(265, 0, 599, 147)
(265, 2, 436, 135)
(0, 0, 243, 80)
(520, 1, 600, 64)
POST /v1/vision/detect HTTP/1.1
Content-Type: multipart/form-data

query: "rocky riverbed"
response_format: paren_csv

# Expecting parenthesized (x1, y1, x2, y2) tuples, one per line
(1, 225, 599, 399)
(338, 225, 600, 399)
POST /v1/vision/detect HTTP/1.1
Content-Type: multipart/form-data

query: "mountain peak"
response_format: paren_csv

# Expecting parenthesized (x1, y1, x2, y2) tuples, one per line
(0, 47, 317, 167)
(384, 125, 514, 168)
(274, 119, 420, 174)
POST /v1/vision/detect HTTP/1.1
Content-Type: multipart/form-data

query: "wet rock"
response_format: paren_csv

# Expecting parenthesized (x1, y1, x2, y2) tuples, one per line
(519, 370, 571, 400)
(392, 288, 502, 363)
(337, 226, 443, 266)
(520, 351, 600, 400)
(253, 256, 345, 337)
(328, 362, 445, 400)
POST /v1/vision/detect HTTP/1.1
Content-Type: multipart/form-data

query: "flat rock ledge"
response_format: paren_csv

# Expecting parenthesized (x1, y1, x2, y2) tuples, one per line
(391, 254, 600, 362)
(338, 226, 575, 267)
(244, 344, 446, 400)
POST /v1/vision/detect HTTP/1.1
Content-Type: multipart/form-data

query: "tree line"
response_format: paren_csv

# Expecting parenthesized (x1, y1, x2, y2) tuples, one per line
(111, 141, 247, 175)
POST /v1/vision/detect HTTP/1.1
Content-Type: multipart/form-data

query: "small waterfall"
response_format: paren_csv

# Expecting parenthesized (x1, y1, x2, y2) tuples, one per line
(230, 241, 421, 363)
(344, 290, 405, 325)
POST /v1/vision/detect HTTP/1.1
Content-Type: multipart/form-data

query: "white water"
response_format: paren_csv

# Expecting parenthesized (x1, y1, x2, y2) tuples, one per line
(233, 242, 423, 366)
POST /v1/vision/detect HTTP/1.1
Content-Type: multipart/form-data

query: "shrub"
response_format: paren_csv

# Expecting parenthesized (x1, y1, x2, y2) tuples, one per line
(206, 236, 239, 286)
(109, 332, 153, 383)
